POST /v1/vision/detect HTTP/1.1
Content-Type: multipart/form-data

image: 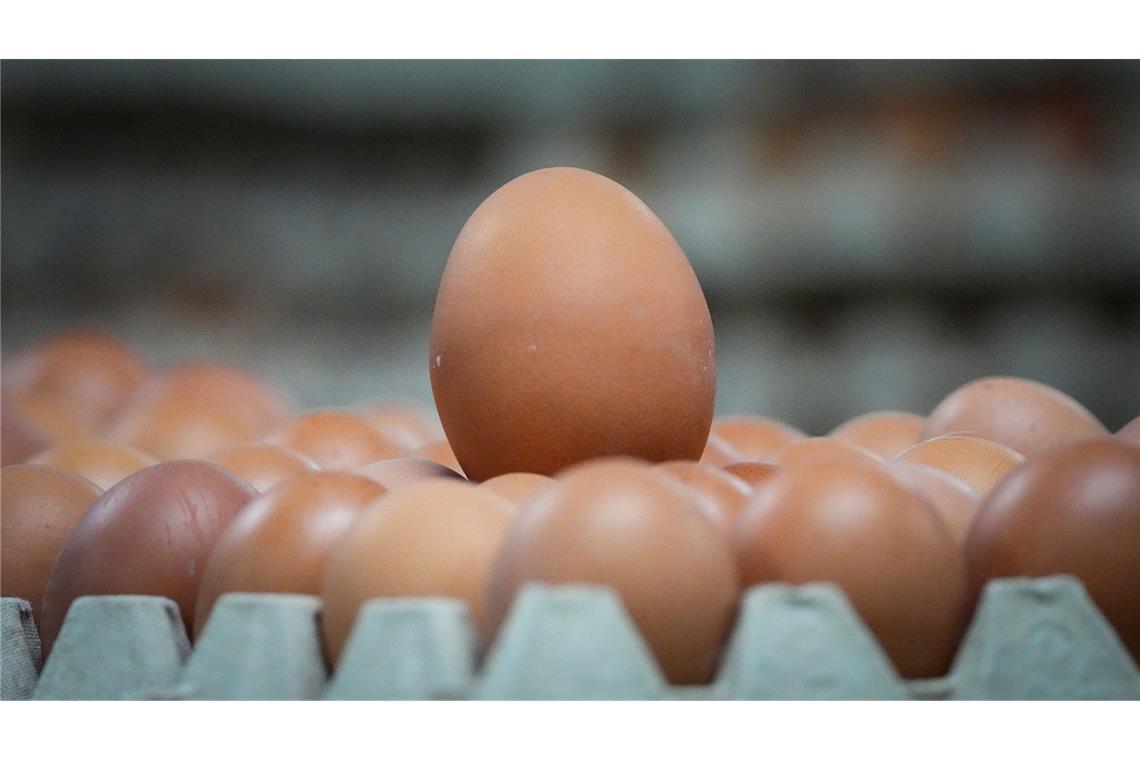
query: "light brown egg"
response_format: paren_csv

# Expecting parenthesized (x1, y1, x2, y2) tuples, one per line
(194, 472, 386, 636)
(1118, 416, 1140, 447)
(267, 410, 401, 470)
(6, 395, 94, 445)
(30, 440, 158, 490)
(723, 461, 779, 490)
(320, 480, 515, 662)
(700, 433, 742, 466)
(733, 459, 968, 678)
(357, 402, 442, 452)
(888, 461, 982, 547)
(430, 167, 716, 481)
(897, 434, 1025, 496)
(412, 439, 465, 476)
(207, 443, 319, 493)
(482, 460, 739, 685)
(1, 405, 54, 464)
(479, 472, 555, 505)
(966, 439, 1140, 660)
(769, 436, 881, 468)
(656, 460, 752, 530)
(110, 364, 294, 459)
(831, 411, 925, 458)
(4, 331, 147, 431)
(355, 457, 464, 489)
(711, 416, 805, 462)
(921, 376, 1107, 456)
(1, 465, 103, 618)
(39, 461, 256, 654)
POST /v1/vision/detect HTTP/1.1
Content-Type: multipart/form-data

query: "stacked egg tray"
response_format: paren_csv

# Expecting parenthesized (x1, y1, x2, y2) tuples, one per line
(3, 575, 1138, 700)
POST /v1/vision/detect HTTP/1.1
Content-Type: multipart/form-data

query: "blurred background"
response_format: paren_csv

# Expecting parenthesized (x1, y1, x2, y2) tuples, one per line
(3, 60, 1138, 432)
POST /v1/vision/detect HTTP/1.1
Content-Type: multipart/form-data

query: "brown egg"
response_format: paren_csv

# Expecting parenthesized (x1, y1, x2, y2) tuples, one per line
(195, 472, 386, 636)
(321, 480, 514, 662)
(922, 376, 1107, 456)
(268, 410, 401, 470)
(769, 436, 881, 467)
(412, 439, 465, 476)
(1, 465, 103, 618)
(700, 432, 742, 466)
(430, 167, 716, 481)
(30, 440, 158, 490)
(355, 457, 464, 489)
(733, 459, 968, 678)
(110, 364, 294, 459)
(712, 416, 805, 462)
(965, 439, 1140, 660)
(897, 434, 1025, 495)
(1, 405, 54, 464)
(656, 461, 751, 529)
(4, 331, 147, 431)
(6, 395, 94, 444)
(39, 461, 256, 655)
(208, 443, 319, 493)
(831, 411, 925, 458)
(1118, 416, 1140, 446)
(479, 472, 555, 506)
(889, 461, 982, 547)
(723, 461, 779, 490)
(357, 402, 442, 452)
(482, 460, 739, 684)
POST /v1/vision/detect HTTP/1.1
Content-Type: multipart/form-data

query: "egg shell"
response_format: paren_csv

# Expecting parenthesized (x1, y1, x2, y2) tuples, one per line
(723, 461, 779, 490)
(733, 458, 969, 678)
(700, 432, 742, 467)
(1117, 416, 1140, 446)
(1, 464, 103, 619)
(769, 436, 881, 468)
(208, 443, 319, 493)
(897, 434, 1025, 495)
(430, 167, 716, 481)
(965, 438, 1140, 660)
(267, 410, 401, 470)
(357, 403, 442, 452)
(482, 460, 739, 685)
(921, 376, 1107, 456)
(6, 395, 94, 445)
(1, 405, 54, 464)
(411, 439, 464, 476)
(888, 461, 982, 547)
(712, 416, 805, 462)
(321, 479, 515, 662)
(39, 460, 257, 655)
(830, 411, 925, 459)
(31, 439, 158, 490)
(194, 471, 387, 636)
(355, 457, 464, 490)
(655, 460, 751, 530)
(478, 472, 555, 505)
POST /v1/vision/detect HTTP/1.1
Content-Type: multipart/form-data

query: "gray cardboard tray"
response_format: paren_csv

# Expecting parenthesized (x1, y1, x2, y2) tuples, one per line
(3, 575, 1138, 700)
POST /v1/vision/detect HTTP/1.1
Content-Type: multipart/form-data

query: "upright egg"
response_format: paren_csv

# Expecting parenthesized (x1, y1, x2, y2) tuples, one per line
(429, 167, 716, 481)
(1, 465, 103, 618)
(921, 376, 1107, 456)
(30, 440, 158, 490)
(482, 460, 739, 684)
(208, 443, 319, 492)
(830, 411, 924, 458)
(195, 472, 386, 635)
(267, 410, 401, 470)
(39, 461, 256, 654)
(965, 439, 1140, 659)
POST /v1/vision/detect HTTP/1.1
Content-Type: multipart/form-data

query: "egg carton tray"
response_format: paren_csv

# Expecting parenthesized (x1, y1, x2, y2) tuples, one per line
(3, 575, 1138, 700)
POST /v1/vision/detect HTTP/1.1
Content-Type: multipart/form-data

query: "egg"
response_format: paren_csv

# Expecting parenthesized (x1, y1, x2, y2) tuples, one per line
(355, 457, 464, 489)
(921, 376, 1107, 456)
(769, 436, 881, 467)
(357, 402, 442, 452)
(965, 438, 1140, 660)
(39, 460, 256, 654)
(320, 480, 515, 662)
(267, 410, 401, 470)
(4, 331, 147, 431)
(207, 443, 320, 492)
(723, 461, 779, 490)
(5, 395, 94, 444)
(411, 439, 465, 476)
(194, 472, 387, 636)
(30, 440, 158, 490)
(700, 432, 742, 466)
(830, 411, 925, 458)
(888, 461, 981, 547)
(897, 434, 1025, 495)
(711, 416, 805, 461)
(429, 167, 716, 481)
(478, 472, 555, 505)
(110, 364, 294, 459)
(655, 460, 751, 529)
(1, 406, 54, 464)
(733, 459, 968, 678)
(1118, 416, 1140, 446)
(1, 464, 103, 618)
(482, 459, 739, 684)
